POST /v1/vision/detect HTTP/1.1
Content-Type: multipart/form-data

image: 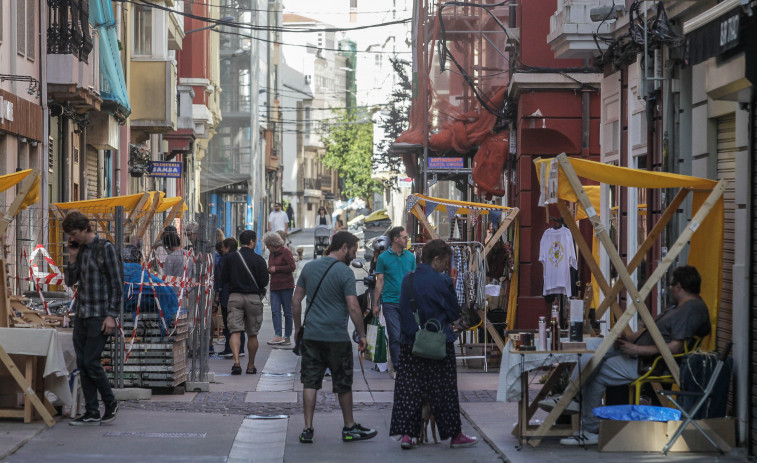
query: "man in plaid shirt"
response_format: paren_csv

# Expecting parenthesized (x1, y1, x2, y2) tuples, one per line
(63, 210, 122, 426)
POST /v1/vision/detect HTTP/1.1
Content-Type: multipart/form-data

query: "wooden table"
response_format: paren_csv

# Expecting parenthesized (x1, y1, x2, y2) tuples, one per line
(510, 347, 594, 449)
(0, 328, 73, 426)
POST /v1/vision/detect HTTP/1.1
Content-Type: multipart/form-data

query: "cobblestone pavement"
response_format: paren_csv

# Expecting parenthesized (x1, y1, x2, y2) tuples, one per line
(120, 389, 498, 416)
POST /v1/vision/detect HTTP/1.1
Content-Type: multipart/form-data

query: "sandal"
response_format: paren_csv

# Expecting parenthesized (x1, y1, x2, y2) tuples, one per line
(246, 367, 257, 374)
(231, 364, 242, 375)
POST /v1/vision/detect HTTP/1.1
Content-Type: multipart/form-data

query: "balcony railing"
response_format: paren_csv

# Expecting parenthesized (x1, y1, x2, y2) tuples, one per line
(47, 0, 93, 63)
(320, 174, 332, 193)
(303, 177, 322, 190)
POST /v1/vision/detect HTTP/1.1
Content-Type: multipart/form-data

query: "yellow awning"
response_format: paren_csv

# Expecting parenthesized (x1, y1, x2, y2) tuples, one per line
(534, 155, 722, 351)
(54, 192, 164, 216)
(0, 169, 40, 211)
(409, 193, 514, 220)
(156, 196, 187, 214)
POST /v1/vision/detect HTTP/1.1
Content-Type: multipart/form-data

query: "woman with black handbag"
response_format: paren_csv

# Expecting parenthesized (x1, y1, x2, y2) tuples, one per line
(389, 239, 478, 450)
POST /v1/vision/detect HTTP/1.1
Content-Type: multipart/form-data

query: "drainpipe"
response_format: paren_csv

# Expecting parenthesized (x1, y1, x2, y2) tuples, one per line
(41, 0, 49, 234)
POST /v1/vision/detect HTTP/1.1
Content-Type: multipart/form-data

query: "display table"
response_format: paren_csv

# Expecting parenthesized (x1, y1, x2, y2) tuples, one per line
(0, 327, 73, 426)
(497, 337, 603, 402)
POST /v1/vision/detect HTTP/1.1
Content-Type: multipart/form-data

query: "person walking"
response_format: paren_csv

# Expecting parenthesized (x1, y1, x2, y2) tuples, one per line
(292, 231, 378, 444)
(373, 226, 416, 377)
(390, 239, 478, 449)
(269, 203, 289, 235)
(315, 206, 331, 228)
(63, 211, 121, 426)
(221, 230, 269, 375)
(286, 203, 295, 228)
(263, 232, 296, 346)
(216, 237, 245, 358)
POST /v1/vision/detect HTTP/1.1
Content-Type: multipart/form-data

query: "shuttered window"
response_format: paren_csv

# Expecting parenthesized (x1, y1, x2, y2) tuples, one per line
(716, 114, 736, 352)
(26, 0, 35, 59)
(17, 0, 25, 56)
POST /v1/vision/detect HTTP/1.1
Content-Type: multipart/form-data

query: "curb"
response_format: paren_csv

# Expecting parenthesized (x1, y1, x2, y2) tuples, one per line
(460, 407, 509, 462)
(0, 424, 47, 460)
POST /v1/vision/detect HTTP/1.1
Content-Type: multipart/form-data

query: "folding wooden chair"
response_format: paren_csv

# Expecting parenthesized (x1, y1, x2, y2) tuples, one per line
(657, 342, 733, 455)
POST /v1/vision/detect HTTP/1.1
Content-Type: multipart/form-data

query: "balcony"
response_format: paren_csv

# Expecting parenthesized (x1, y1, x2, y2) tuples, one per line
(303, 177, 322, 190)
(129, 60, 177, 136)
(320, 174, 333, 193)
(47, 0, 94, 63)
(548, 0, 615, 59)
(47, 23, 100, 111)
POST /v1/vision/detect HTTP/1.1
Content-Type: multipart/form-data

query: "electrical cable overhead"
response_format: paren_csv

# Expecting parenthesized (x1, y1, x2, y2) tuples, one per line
(125, 0, 411, 33)
(184, 0, 411, 15)
(215, 28, 411, 54)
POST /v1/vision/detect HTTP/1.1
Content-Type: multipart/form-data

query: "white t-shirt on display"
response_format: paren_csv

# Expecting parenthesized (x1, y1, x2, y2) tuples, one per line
(269, 210, 289, 232)
(539, 226, 577, 297)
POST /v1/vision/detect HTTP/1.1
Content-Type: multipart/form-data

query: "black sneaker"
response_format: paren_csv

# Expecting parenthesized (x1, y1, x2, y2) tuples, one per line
(299, 427, 314, 443)
(102, 400, 119, 424)
(342, 423, 377, 442)
(69, 411, 101, 426)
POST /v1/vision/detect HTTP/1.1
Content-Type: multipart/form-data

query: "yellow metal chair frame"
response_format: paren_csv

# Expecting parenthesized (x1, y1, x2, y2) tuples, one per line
(629, 336, 702, 405)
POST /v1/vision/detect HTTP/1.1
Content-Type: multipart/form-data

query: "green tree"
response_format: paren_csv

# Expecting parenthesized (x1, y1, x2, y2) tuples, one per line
(320, 109, 381, 200)
(375, 58, 412, 183)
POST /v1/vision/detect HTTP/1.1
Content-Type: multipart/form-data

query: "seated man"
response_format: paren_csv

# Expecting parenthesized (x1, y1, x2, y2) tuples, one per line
(542, 265, 711, 446)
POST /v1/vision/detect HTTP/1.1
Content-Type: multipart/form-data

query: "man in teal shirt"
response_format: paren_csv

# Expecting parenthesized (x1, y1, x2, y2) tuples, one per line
(373, 226, 416, 376)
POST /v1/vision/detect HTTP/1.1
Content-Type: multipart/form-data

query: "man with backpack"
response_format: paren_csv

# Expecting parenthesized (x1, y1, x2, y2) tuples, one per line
(63, 210, 122, 426)
(221, 230, 269, 375)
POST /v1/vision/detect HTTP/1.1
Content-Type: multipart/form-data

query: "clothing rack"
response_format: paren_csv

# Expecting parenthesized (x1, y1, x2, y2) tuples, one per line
(410, 240, 492, 371)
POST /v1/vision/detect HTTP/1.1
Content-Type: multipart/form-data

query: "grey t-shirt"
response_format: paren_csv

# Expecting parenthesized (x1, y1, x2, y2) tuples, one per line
(296, 257, 356, 342)
(636, 298, 711, 347)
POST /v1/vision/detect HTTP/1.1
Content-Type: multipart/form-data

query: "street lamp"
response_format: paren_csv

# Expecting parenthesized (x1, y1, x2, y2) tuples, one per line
(185, 15, 234, 34)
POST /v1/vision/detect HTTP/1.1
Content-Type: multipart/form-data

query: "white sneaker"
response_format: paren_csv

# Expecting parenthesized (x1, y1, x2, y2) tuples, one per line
(537, 396, 579, 414)
(560, 431, 598, 446)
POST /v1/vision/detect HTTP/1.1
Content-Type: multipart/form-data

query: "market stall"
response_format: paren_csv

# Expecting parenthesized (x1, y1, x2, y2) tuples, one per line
(524, 153, 725, 447)
(0, 168, 60, 426)
(408, 193, 519, 366)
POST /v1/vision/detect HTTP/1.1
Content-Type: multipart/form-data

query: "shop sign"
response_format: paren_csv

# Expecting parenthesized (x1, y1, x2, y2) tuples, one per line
(428, 157, 464, 169)
(0, 97, 14, 124)
(685, 9, 741, 67)
(148, 161, 182, 178)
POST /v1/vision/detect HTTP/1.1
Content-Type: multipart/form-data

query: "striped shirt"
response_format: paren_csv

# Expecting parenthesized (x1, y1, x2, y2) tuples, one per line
(64, 236, 123, 319)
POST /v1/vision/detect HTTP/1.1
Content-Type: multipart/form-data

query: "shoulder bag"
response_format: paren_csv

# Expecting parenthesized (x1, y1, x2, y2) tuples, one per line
(293, 260, 339, 356)
(408, 272, 447, 360)
(236, 250, 261, 292)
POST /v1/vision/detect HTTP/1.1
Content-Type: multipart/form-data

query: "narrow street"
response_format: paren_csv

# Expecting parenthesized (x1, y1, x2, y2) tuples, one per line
(1, 230, 502, 463)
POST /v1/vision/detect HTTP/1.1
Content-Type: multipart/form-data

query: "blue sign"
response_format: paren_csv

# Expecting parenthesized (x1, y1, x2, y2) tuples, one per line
(148, 161, 183, 178)
(428, 157, 464, 169)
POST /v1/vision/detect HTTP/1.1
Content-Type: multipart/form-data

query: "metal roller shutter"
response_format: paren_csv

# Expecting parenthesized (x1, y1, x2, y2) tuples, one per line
(716, 114, 736, 353)
(85, 146, 99, 199)
(750, 101, 757, 455)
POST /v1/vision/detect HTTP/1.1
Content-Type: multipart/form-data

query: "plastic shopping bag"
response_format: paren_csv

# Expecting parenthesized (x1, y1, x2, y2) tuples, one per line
(365, 318, 379, 362)
(373, 323, 387, 364)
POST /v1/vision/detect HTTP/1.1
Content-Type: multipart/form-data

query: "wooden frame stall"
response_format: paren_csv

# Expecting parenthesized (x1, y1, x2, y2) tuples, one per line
(50, 193, 186, 252)
(408, 193, 519, 353)
(0, 169, 56, 427)
(527, 153, 725, 446)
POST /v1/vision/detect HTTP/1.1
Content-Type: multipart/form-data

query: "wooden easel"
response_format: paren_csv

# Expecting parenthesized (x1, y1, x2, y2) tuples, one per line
(528, 153, 726, 446)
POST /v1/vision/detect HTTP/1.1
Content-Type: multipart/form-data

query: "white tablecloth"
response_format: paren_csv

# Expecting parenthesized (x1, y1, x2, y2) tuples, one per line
(0, 327, 73, 406)
(496, 337, 603, 402)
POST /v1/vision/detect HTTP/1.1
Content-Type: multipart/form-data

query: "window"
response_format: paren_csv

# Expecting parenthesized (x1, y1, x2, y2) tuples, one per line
(350, 0, 357, 7)
(17, 0, 25, 56)
(26, 0, 35, 59)
(134, 5, 152, 55)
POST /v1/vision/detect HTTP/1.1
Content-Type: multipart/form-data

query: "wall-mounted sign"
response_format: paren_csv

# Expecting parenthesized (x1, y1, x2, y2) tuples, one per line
(428, 157, 464, 169)
(148, 161, 183, 178)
